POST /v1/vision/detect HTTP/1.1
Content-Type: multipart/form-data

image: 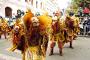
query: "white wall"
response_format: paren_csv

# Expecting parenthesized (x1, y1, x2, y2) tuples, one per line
(0, 0, 59, 17)
(0, 0, 27, 17)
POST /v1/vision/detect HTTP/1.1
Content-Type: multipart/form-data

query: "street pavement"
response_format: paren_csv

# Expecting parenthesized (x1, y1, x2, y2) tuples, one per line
(0, 35, 90, 60)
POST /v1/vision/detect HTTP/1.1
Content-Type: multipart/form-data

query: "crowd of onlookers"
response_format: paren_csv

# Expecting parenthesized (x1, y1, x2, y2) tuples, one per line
(79, 16, 90, 35)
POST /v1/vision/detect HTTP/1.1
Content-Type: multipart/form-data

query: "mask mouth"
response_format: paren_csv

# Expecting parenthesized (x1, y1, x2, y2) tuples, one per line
(52, 21, 55, 23)
(52, 20, 57, 23)
(14, 28, 19, 33)
(14, 26, 19, 33)
(32, 22, 39, 27)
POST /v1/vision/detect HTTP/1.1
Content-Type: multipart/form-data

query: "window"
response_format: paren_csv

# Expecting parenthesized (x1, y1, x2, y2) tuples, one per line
(41, 2, 42, 8)
(5, 7, 12, 18)
(36, 1, 38, 8)
(31, 0, 33, 5)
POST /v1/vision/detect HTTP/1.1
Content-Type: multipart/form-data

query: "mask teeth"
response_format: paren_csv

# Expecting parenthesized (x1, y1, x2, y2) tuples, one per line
(33, 23, 39, 26)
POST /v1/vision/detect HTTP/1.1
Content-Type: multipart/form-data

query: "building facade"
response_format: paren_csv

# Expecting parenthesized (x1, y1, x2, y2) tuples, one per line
(0, 0, 27, 17)
(0, 0, 58, 17)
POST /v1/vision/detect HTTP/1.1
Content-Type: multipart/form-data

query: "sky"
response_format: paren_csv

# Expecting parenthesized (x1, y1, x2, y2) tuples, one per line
(56, 0, 71, 9)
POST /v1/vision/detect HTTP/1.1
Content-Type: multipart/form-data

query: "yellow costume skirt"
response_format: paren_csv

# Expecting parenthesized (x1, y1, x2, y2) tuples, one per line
(25, 46, 45, 60)
(52, 33, 65, 46)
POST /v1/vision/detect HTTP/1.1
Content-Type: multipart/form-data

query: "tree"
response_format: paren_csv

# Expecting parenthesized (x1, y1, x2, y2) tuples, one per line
(70, 0, 90, 15)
